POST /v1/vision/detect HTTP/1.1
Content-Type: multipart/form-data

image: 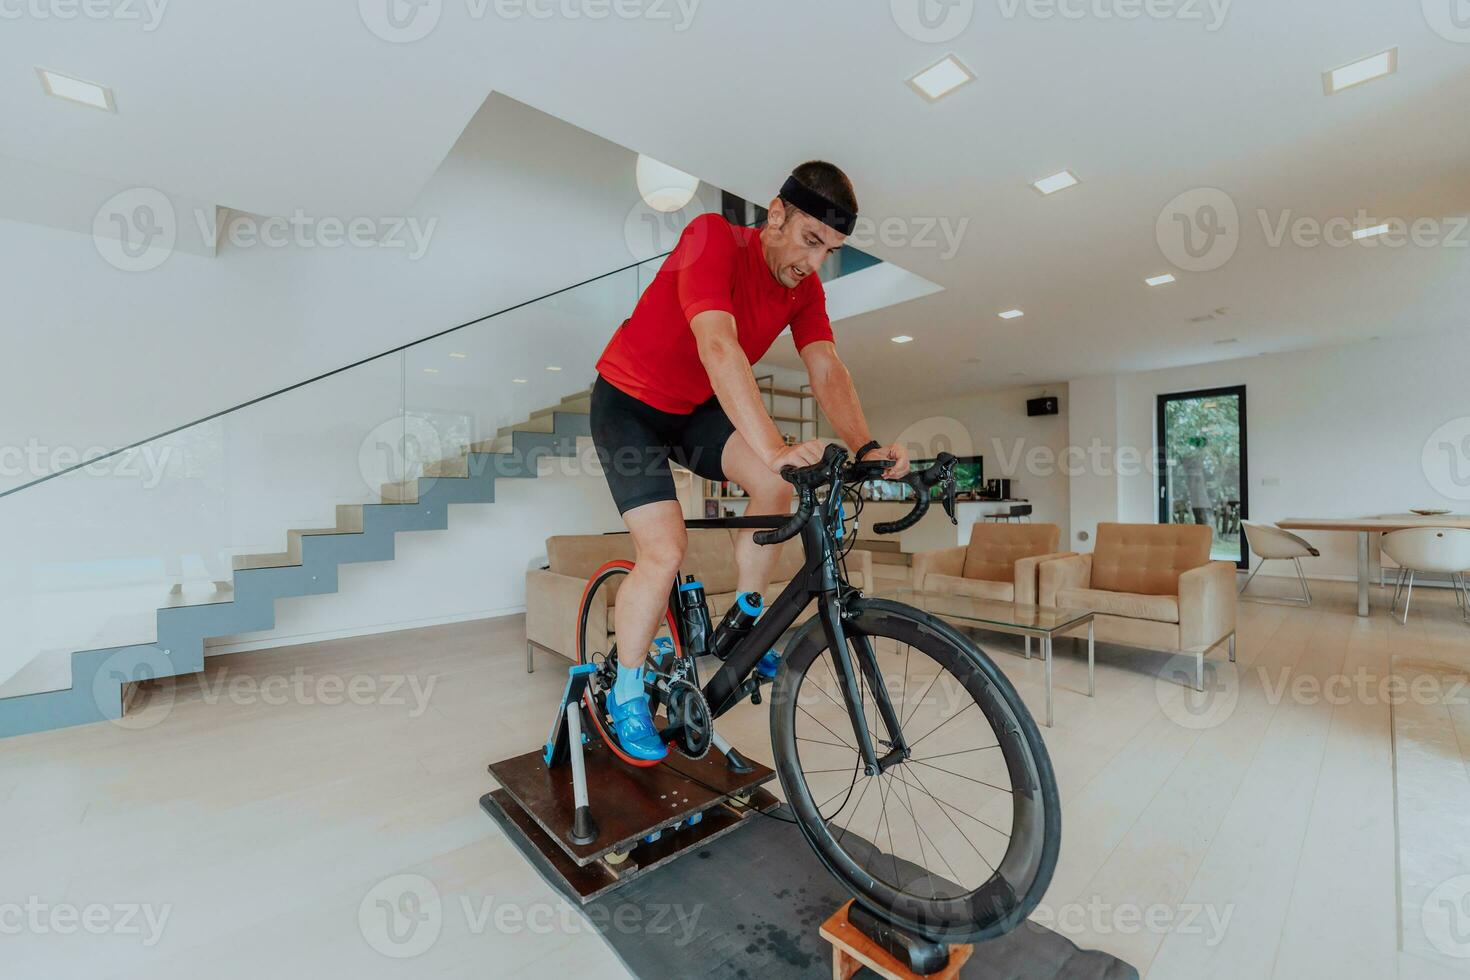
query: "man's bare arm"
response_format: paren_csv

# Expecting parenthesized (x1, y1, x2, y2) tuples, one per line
(800, 341, 910, 478)
(691, 311, 809, 468)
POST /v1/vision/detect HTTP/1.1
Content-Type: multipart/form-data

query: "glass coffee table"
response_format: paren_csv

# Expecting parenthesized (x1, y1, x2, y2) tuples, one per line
(875, 589, 1095, 727)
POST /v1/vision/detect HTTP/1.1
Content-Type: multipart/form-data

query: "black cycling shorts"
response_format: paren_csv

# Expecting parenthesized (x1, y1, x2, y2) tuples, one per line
(589, 375, 736, 514)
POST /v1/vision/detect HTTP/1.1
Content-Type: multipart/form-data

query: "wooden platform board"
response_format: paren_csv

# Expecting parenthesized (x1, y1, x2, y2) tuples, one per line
(486, 740, 778, 867)
(481, 784, 780, 904)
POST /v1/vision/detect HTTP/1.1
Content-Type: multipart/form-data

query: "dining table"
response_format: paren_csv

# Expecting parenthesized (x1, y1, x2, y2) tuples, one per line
(1277, 514, 1470, 616)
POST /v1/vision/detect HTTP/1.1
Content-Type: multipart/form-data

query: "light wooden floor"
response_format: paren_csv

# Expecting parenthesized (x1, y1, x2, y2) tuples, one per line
(4, 575, 1468, 980)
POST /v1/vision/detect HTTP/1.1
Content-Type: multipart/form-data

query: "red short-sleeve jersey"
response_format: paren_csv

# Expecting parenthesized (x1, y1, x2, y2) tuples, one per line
(595, 213, 834, 414)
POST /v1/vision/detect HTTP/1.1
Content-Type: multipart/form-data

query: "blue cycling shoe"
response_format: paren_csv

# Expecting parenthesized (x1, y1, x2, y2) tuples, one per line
(755, 648, 782, 680)
(608, 667, 667, 761)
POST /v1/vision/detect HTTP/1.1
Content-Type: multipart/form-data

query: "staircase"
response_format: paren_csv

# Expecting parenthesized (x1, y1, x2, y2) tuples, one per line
(0, 390, 594, 739)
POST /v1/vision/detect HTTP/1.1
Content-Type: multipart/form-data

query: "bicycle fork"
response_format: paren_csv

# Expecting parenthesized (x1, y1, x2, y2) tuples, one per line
(817, 593, 909, 776)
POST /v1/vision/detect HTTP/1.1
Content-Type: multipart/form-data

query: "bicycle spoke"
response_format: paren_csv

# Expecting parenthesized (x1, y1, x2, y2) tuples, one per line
(795, 703, 857, 751)
(904, 700, 978, 753)
(797, 735, 856, 751)
(904, 766, 1011, 848)
(834, 773, 876, 844)
(891, 767, 963, 899)
(907, 757, 1013, 796)
(904, 767, 997, 876)
(900, 667, 943, 730)
(911, 745, 1000, 763)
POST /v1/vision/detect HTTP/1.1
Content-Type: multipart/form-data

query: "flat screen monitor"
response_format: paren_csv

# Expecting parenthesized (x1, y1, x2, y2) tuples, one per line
(869, 455, 983, 501)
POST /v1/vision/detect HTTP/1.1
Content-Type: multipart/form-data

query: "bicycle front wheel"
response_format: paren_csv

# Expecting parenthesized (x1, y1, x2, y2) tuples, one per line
(769, 596, 1059, 943)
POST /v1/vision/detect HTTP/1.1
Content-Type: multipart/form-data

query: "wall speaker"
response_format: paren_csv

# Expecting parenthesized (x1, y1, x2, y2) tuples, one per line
(1026, 396, 1059, 417)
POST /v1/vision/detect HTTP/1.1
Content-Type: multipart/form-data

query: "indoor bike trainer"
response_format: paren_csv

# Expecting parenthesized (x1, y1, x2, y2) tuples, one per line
(479, 659, 780, 903)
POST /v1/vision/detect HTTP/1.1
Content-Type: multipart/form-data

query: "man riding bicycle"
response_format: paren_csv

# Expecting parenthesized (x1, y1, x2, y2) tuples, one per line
(590, 160, 910, 761)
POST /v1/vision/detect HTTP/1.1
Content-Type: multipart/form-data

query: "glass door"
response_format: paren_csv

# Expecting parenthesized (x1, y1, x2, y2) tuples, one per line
(1157, 386, 1248, 568)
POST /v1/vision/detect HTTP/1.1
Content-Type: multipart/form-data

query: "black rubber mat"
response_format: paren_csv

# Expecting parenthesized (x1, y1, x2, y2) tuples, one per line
(483, 799, 1140, 980)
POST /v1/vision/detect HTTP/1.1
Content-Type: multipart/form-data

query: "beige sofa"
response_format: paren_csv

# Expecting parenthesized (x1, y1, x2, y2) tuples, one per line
(525, 529, 874, 668)
(1038, 523, 1236, 690)
(911, 522, 1072, 606)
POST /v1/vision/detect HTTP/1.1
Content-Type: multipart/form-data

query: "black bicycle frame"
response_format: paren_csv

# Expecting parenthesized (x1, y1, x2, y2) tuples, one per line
(678, 510, 909, 776)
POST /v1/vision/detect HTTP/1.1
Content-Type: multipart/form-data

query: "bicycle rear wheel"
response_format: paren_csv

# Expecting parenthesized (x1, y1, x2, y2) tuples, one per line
(769, 596, 1059, 943)
(576, 559, 684, 768)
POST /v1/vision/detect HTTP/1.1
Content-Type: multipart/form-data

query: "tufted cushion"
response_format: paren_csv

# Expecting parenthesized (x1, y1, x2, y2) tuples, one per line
(1090, 523, 1212, 596)
(961, 523, 1061, 582)
(1056, 587, 1180, 623)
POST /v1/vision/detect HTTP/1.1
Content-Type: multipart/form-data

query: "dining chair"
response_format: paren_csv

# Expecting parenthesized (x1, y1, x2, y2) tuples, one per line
(1381, 527, 1470, 625)
(1239, 522, 1319, 605)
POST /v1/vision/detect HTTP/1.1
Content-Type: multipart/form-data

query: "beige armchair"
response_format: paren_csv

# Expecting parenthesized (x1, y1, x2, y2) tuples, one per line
(912, 522, 1071, 606)
(1039, 523, 1236, 690)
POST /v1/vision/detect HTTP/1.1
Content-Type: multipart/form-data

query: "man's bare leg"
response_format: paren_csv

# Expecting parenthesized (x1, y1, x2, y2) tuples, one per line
(721, 431, 794, 597)
(615, 500, 688, 671)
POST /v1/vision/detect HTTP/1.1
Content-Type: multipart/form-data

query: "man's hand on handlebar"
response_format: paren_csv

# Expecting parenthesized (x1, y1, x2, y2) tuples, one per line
(767, 438, 827, 474)
(859, 442, 911, 480)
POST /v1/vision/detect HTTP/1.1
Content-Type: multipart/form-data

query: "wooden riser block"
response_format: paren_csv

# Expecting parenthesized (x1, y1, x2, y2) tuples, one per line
(820, 900, 972, 980)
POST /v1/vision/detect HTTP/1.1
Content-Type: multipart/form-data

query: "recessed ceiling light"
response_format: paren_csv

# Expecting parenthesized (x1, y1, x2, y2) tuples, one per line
(1214, 338, 1239, 345)
(998, 309, 1024, 320)
(512, 378, 528, 384)
(1144, 273, 1177, 286)
(1031, 171, 1079, 196)
(1323, 47, 1397, 95)
(449, 352, 468, 359)
(36, 68, 115, 111)
(891, 335, 914, 344)
(907, 55, 974, 103)
(1008, 371, 1026, 377)
(422, 367, 439, 374)
(1352, 223, 1390, 240)
(545, 365, 562, 372)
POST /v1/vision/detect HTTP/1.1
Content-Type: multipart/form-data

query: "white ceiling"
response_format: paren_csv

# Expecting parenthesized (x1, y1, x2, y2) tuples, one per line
(3, 1, 1467, 406)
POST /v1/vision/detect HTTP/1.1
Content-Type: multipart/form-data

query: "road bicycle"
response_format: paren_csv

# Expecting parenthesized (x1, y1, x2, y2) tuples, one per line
(576, 444, 1059, 943)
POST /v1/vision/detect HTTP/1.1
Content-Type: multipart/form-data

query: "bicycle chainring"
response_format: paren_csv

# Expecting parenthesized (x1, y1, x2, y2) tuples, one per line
(660, 679, 713, 760)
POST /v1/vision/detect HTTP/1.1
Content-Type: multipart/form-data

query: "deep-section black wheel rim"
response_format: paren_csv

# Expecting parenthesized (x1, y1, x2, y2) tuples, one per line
(769, 597, 1060, 943)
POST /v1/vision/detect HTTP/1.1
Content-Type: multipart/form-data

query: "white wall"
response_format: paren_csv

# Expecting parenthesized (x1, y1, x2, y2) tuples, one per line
(1, 94, 729, 689)
(1070, 328, 1467, 579)
(864, 384, 1072, 545)
(0, 92, 720, 495)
